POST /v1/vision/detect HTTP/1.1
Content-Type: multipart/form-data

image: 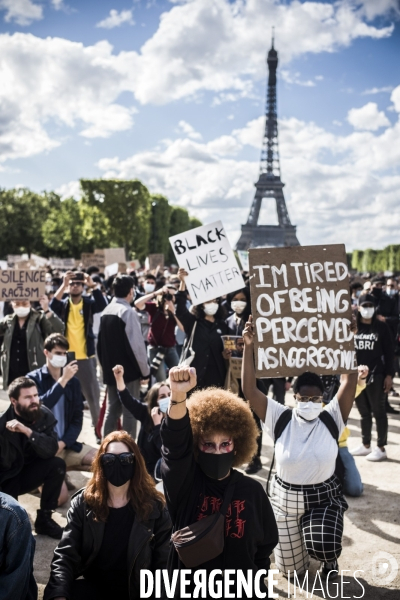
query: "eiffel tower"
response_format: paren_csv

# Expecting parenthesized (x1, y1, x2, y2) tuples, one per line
(236, 34, 299, 250)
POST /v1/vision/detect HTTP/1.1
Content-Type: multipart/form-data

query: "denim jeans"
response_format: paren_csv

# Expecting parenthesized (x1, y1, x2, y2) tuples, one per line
(148, 346, 179, 382)
(339, 446, 363, 497)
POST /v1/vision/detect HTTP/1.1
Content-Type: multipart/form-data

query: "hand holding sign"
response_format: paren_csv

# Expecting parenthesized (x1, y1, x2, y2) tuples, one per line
(170, 221, 245, 306)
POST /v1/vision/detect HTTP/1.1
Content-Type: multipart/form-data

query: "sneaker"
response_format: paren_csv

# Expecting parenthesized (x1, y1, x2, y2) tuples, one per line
(245, 456, 262, 474)
(366, 447, 387, 462)
(386, 404, 399, 414)
(320, 560, 339, 579)
(350, 444, 372, 456)
(34, 509, 63, 539)
(390, 389, 399, 397)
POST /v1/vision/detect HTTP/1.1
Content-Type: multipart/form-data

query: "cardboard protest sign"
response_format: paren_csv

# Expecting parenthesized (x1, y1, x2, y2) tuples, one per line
(49, 257, 76, 269)
(237, 250, 249, 272)
(230, 357, 242, 380)
(249, 244, 357, 378)
(30, 254, 48, 267)
(104, 247, 125, 265)
(0, 269, 46, 300)
(169, 220, 245, 306)
(148, 254, 164, 271)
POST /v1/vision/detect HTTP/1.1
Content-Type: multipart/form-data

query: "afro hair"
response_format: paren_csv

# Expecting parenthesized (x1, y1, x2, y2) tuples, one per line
(293, 371, 324, 395)
(187, 387, 259, 466)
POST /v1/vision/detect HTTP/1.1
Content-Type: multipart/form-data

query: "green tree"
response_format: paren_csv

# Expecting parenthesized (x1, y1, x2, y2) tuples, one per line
(41, 198, 84, 257)
(189, 216, 202, 229)
(80, 179, 151, 261)
(0, 188, 54, 258)
(149, 194, 172, 256)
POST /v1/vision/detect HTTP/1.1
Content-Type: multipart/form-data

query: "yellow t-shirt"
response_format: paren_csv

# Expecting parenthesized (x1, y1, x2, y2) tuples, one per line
(66, 299, 87, 359)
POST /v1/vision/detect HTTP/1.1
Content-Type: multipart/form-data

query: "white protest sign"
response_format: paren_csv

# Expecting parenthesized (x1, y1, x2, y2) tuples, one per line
(237, 250, 249, 271)
(169, 220, 245, 305)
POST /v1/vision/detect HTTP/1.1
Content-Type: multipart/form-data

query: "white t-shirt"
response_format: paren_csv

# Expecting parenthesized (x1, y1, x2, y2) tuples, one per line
(262, 397, 345, 485)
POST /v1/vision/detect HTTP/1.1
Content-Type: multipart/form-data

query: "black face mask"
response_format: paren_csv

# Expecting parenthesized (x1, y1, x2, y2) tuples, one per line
(197, 450, 235, 480)
(101, 453, 135, 487)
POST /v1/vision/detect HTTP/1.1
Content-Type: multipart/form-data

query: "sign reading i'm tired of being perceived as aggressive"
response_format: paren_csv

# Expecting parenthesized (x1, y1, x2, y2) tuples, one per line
(169, 220, 245, 306)
(249, 244, 357, 378)
(0, 269, 46, 301)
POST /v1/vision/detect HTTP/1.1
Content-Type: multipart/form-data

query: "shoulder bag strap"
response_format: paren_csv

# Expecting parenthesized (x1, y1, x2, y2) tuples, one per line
(266, 408, 292, 497)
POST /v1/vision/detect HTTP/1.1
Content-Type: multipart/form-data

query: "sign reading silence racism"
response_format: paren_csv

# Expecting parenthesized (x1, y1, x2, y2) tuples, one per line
(169, 220, 245, 306)
(249, 244, 357, 378)
(0, 269, 46, 300)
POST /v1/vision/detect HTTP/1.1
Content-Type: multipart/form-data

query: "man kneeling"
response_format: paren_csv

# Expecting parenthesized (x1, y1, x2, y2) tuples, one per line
(0, 377, 65, 538)
(28, 333, 96, 503)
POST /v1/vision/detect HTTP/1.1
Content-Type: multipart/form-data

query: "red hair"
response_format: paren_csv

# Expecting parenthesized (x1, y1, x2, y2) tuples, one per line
(84, 430, 165, 522)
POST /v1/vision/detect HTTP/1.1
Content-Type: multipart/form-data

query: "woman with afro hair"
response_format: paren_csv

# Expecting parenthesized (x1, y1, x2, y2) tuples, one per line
(160, 365, 278, 598)
(242, 316, 358, 581)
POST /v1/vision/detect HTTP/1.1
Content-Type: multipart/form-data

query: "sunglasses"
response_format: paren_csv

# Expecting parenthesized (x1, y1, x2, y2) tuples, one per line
(101, 452, 135, 466)
(295, 394, 323, 403)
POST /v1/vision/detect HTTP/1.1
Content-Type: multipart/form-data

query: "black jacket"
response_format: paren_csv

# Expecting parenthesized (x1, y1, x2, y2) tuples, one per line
(175, 291, 228, 388)
(28, 366, 84, 453)
(50, 291, 107, 357)
(161, 412, 279, 598)
(43, 489, 172, 600)
(118, 388, 162, 476)
(0, 404, 58, 487)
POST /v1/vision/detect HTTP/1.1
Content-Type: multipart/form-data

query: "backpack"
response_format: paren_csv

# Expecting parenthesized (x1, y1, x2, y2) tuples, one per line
(266, 408, 345, 496)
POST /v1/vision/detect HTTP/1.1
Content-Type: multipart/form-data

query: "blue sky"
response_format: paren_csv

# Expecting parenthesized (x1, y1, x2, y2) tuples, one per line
(0, 0, 399, 251)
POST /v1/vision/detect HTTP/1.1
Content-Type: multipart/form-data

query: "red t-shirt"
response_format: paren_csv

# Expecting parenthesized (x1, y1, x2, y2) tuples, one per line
(145, 303, 176, 348)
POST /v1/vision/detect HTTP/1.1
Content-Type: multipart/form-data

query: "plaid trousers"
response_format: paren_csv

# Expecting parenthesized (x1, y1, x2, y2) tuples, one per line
(270, 475, 348, 574)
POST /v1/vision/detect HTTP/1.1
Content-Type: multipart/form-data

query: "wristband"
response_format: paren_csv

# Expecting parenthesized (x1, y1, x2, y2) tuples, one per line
(44, 310, 50, 314)
(170, 397, 187, 405)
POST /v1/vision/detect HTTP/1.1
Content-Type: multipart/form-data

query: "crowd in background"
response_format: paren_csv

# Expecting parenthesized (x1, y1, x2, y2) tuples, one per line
(0, 263, 399, 599)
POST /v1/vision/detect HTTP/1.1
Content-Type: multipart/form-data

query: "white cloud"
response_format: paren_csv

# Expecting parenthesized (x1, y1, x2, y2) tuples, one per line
(95, 85, 400, 250)
(56, 179, 81, 199)
(347, 102, 390, 130)
(0, 0, 42, 25)
(281, 70, 316, 87)
(0, 0, 397, 161)
(130, 0, 394, 105)
(177, 121, 202, 140)
(96, 9, 134, 29)
(0, 34, 138, 161)
(362, 86, 394, 95)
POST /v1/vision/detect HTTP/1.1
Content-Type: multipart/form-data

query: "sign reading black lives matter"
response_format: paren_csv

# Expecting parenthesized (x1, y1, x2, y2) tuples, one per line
(169, 220, 245, 306)
(0, 269, 46, 300)
(249, 244, 357, 378)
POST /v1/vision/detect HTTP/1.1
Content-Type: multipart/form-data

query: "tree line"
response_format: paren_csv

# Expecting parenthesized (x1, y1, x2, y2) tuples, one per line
(348, 245, 400, 273)
(0, 180, 202, 264)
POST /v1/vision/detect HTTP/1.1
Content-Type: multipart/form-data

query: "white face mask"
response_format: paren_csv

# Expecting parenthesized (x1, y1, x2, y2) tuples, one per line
(296, 401, 323, 421)
(203, 302, 219, 316)
(14, 307, 30, 318)
(158, 397, 170, 413)
(360, 306, 375, 319)
(140, 384, 149, 394)
(387, 288, 396, 297)
(144, 283, 155, 293)
(231, 300, 247, 315)
(49, 354, 67, 368)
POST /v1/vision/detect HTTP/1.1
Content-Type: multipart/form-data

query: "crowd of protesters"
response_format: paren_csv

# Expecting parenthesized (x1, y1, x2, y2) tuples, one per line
(0, 263, 399, 599)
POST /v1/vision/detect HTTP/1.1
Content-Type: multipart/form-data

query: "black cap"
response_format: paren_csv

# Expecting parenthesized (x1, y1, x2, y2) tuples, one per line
(358, 293, 377, 306)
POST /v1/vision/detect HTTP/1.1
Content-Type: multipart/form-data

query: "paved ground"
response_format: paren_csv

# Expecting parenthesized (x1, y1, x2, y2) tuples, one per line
(1, 380, 399, 599)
